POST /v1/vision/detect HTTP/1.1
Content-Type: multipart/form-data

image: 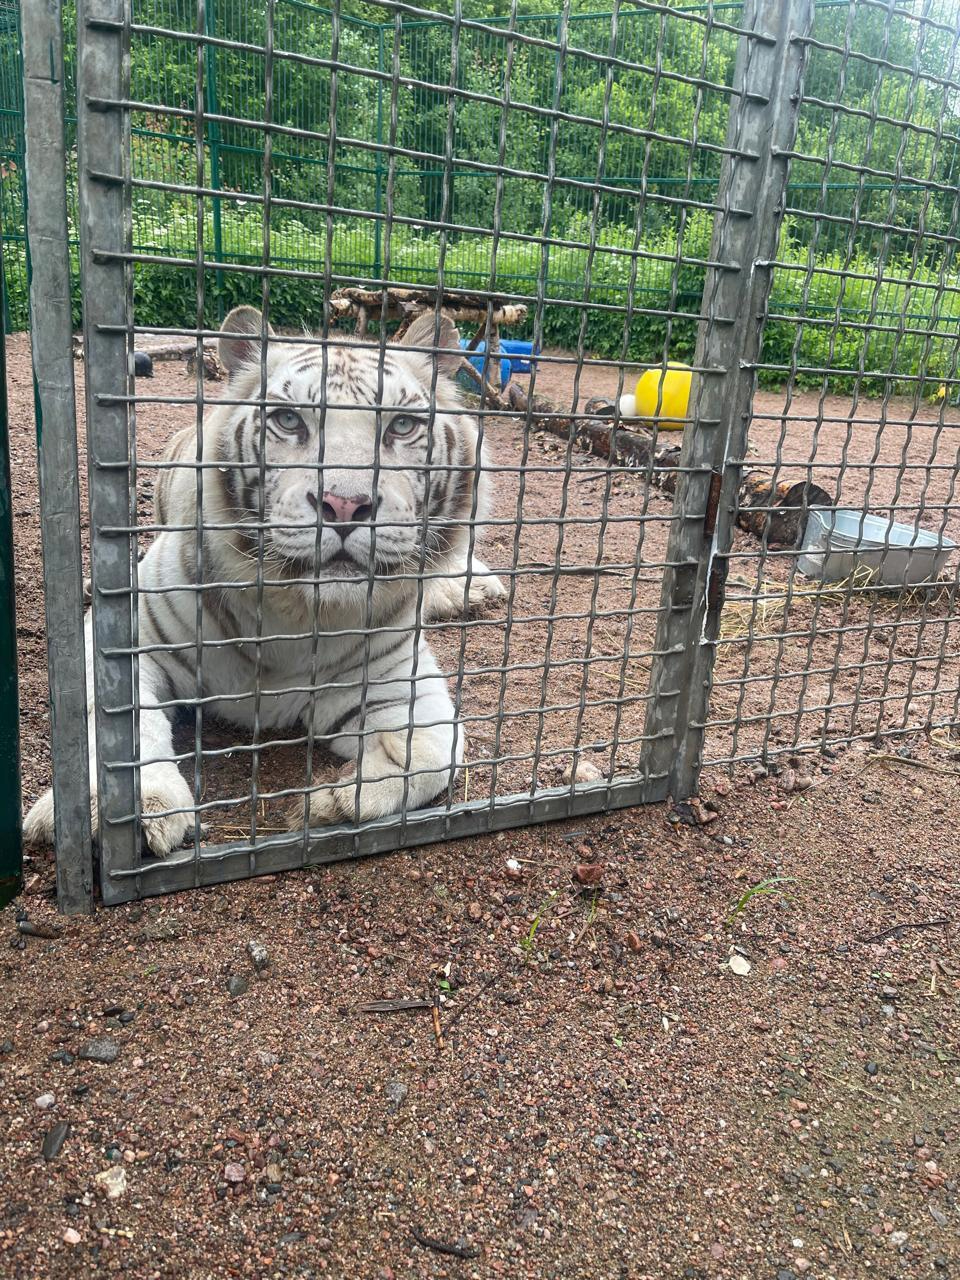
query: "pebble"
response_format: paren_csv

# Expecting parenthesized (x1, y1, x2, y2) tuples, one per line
(223, 1162, 246, 1184)
(467, 902, 483, 922)
(227, 975, 249, 998)
(246, 940, 270, 975)
(35, 1093, 55, 1110)
(41, 1121, 70, 1161)
(94, 1166, 127, 1199)
(865, 1060, 879, 1076)
(729, 954, 752, 976)
(79, 1037, 120, 1064)
(561, 757, 602, 785)
(890, 1231, 908, 1247)
(384, 1081, 408, 1107)
(62, 1228, 82, 1246)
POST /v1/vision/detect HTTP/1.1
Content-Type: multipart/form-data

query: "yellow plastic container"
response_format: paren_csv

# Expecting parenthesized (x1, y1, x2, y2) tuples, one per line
(634, 362, 692, 429)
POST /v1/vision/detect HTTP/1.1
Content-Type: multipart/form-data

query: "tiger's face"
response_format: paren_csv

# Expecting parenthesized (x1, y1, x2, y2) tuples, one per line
(210, 307, 483, 601)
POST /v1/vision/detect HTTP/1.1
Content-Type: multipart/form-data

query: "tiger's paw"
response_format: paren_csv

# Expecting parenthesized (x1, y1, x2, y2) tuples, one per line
(287, 731, 453, 829)
(424, 557, 507, 621)
(23, 765, 194, 859)
(137, 764, 195, 857)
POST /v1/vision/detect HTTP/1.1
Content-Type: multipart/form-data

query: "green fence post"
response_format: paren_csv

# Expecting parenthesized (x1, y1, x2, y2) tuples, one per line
(204, 0, 224, 320)
(0, 253, 21, 903)
(373, 23, 384, 284)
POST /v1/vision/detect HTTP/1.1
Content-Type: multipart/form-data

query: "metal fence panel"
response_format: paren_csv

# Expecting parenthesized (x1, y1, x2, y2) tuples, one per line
(20, 0, 960, 905)
(701, 0, 960, 768)
(51, 0, 798, 903)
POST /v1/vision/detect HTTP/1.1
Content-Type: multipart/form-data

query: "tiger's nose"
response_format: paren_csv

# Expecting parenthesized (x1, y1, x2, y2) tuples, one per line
(310, 490, 376, 528)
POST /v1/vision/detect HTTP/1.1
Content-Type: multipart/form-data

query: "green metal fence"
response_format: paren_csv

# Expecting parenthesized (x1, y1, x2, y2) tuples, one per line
(2, 0, 960, 374)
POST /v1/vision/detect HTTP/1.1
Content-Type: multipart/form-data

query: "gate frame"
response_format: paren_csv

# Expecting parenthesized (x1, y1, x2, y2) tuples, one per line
(23, 0, 93, 913)
(643, 0, 815, 798)
(29, 0, 815, 906)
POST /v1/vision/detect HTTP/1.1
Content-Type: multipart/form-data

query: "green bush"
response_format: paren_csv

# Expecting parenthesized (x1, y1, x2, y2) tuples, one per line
(6, 200, 958, 396)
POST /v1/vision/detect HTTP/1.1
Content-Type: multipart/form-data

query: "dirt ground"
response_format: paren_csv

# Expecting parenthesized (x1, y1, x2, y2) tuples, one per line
(3, 333, 959, 1276)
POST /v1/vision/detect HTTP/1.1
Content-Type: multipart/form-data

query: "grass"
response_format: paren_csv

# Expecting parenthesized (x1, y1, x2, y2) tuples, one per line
(521, 889, 560, 961)
(726, 876, 797, 927)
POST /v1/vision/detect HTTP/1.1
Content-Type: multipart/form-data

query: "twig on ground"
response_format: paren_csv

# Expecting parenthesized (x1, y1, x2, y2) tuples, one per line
(431, 1001, 445, 1052)
(866, 752, 960, 777)
(855, 917, 952, 945)
(358, 999, 433, 1014)
(410, 1226, 480, 1260)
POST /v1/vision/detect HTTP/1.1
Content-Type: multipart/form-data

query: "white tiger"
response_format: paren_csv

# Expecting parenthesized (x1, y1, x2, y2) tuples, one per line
(24, 306, 505, 857)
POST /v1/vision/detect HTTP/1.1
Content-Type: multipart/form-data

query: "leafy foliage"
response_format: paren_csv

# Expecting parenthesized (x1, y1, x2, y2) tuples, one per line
(3, 0, 959, 391)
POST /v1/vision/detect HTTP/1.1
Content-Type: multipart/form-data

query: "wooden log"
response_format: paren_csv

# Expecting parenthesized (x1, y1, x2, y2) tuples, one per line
(514, 390, 829, 545)
(735, 472, 832, 547)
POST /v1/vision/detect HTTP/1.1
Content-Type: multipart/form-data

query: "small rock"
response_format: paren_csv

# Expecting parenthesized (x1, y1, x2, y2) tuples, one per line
(384, 1081, 408, 1107)
(467, 902, 483, 922)
(62, 1228, 82, 1246)
(223, 1162, 246, 1184)
(266, 1162, 283, 1183)
(42, 1121, 70, 1161)
(226, 975, 249, 998)
(889, 1231, 908, 1247)
(778, 767, 797, 794)
(504, 859, 523, 880)
(94, 1166, 127, 1199)
(624, 931, 643, 953)
(561, 757, 602, 785)
(793, 775, 814, 792)
(246, 941, 270, 975)
(79, 1037, 120, 1064)
(729, 954, 752, 976)
(865, 1060, 879, 1076)
(35, 1093, 56, 1110)
(573, 863, 604, 886)
(749, 764, 768, 783)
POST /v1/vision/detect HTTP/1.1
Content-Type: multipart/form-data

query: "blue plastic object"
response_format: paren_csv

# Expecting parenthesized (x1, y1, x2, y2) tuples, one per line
(458, 340, 511, 388)
(456, 338, 536, 389)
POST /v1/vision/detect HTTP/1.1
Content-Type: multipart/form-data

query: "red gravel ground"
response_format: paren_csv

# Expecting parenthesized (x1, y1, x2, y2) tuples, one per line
(3, 334, 959, 1276)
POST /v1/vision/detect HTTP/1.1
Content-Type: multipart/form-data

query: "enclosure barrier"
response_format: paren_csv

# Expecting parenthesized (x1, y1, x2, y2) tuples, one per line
(19, 0, 960, 910)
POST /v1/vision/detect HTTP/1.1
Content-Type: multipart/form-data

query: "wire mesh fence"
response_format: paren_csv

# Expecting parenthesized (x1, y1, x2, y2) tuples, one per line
(702, 0, 960, 768)
(18, 0, 960, 909)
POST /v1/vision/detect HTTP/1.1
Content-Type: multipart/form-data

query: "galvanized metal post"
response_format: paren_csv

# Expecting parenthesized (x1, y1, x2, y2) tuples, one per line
(76, 0, 141, 899)
(643, 0, 814, 799)
(0, 247, 20, 904)
(23, 0, 94, 913)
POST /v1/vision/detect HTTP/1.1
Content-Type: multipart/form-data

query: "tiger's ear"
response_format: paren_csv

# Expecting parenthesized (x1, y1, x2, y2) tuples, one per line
(399, 310, 462, 377)
(218, 306, 275, 377)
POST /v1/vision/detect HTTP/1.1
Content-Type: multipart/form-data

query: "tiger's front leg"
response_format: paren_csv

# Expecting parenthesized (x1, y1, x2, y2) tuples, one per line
(23, 613, 195, 858)
(289, 665, 461, 828)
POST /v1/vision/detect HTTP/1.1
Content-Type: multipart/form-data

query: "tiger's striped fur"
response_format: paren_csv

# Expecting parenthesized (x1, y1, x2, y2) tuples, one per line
(24, 307, 505, 857)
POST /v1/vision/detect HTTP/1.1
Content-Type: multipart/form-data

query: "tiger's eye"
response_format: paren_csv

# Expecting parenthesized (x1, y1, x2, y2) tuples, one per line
(386, 414, 423, 440)
(271, 408, 305, 434)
